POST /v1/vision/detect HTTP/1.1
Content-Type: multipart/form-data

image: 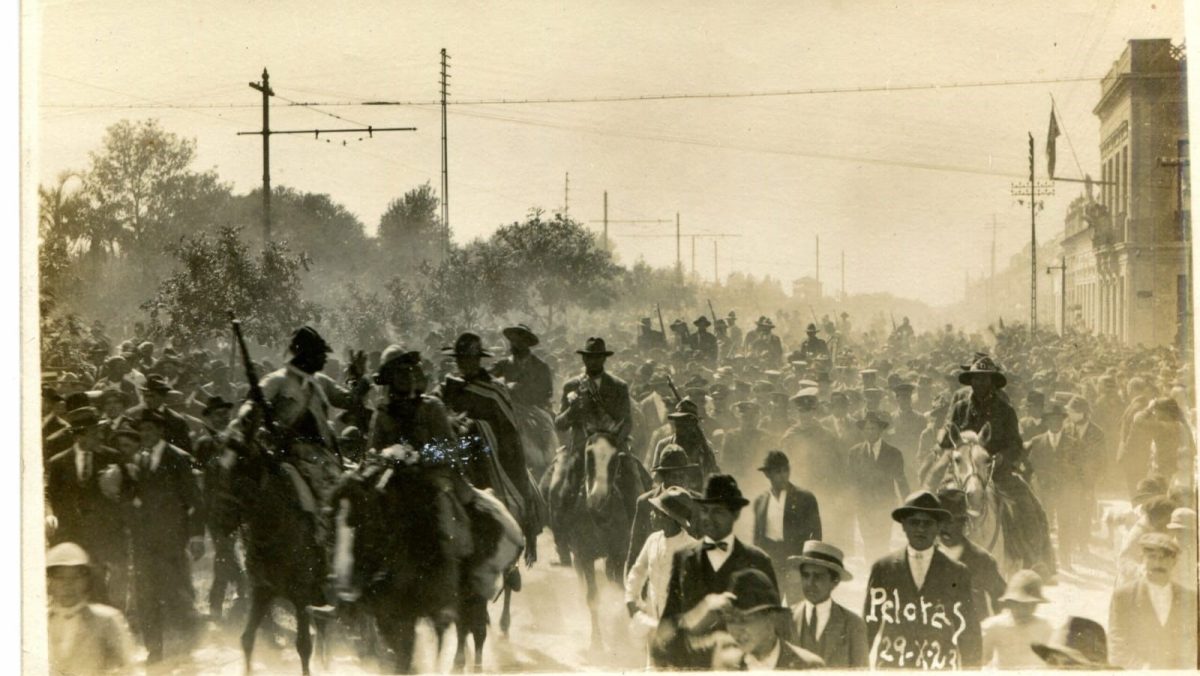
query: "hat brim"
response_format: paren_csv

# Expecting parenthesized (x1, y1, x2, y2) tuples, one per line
(695, 496, 750, 508)
(891, 506, 951, 523)
(441, 347, 494, 358)
(788, 555, 853, 582)
(958, 371, 1007, 388)
(575, 349, 614, 356)
(998, 593, 1048, 605)
(653, 461, 699, 473)
(667, 412, 699, 421)
(1030, 643, 1107, 668)
(727, 604, 789, 616)
(502, 327, 539, 346)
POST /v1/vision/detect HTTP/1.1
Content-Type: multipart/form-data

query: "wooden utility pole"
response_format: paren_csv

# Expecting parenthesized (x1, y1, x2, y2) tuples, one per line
(564, 172, 570, 216)
(676, 212, 682, 279)
(815, 234, 821, 286)
(239, 69, 415, 247)
(840, 250, 845, 299)
(1010, 133, 1054, 335)
(440, 49, 451, 254)
(602, 191, 608, 250)
(713, 240, 718, 284)
(249, 69, 274, 243)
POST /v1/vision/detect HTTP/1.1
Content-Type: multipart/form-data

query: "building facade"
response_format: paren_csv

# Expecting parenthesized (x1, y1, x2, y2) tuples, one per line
(1068, 39, 1190, 348)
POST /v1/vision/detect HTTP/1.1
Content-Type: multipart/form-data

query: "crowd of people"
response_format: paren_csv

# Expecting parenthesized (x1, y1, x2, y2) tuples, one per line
(39, 306, 1199, 671)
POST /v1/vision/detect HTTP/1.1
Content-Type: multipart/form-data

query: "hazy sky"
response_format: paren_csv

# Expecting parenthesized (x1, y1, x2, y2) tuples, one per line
(28, 0, 1187, 306)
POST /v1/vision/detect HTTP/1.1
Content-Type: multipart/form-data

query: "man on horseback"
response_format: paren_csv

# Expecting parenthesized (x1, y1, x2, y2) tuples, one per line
(939, 355, 1056, 579)
(438, 332, 540, 564)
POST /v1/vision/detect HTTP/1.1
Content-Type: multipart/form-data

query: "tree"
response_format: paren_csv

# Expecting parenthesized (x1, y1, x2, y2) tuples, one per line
(416, 241, 514, 329)
(378, 182, 446, 268)
(384, 276, 421, 335)
(489, 211, 618, 326)
(328, 282, 390, 351)
(141, 226, 320, 348)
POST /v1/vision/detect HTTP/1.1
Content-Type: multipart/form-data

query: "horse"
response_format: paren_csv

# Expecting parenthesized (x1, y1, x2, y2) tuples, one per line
(332, 448, 520, 674)
(211, 444, 330, 676)
(552, 431, 650, 651)
(937, 425, 1008, 572)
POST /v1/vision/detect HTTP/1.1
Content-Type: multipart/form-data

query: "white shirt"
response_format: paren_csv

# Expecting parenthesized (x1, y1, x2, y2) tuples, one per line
(907, 545, 933, 589)
(48, 602, 86, 666)
(869, 439, 882, 461)
(1146, 579, 1173, 625)
(149, 439, 167, 472)
(625, 529, 697, 620)
(743, 638, 782, 671)
(704, 533, 737, 572)
(765, 488, 788, 542)
(797, 598, 833, 639)
(1047, 430, 1061, 449)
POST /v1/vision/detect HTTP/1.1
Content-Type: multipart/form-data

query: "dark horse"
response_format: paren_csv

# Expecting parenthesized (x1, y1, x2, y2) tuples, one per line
(333, 451, 520, 673)
(550, 432, 649, 651)
(212, 444, 329, 675)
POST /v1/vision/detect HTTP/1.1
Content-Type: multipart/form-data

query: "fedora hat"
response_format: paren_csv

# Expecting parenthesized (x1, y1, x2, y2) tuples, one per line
(997, 569, 1048, 605)
(140, 374, 172, 394)
(649, 485, 699, 527)
(733, 400, 760, 413)
(289, 325, 332, 355)
(757, 450, 789, 473)
(65, 406, 100, 430)
(201, 395, 234, 417)
(442, 333, 492, 358)
(805, 323, 818, 334)
(856, 410, 891, 430)
(726, 569, 788, 615)
(755, 316, 775, 329)
(652, 445, 699, 473)
(667, 399, 701, 421)
(502, 324, 540, 347)
(693, 315, 712, 328)
(695, 474, 750, 509)
(113, 424, 141, 443)
(958, 354, 1007, 388)
(576, 337, 614, 356)
(788, 540, 853, 582)
(891, 491, 951, 523)
(1031, 617, 1111, 668)
(96, 387, 131, 407)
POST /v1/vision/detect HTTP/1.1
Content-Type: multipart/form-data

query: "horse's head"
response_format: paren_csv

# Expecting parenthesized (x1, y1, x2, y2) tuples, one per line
(942, 423, 994, 517)
(585, 431, 620, 512)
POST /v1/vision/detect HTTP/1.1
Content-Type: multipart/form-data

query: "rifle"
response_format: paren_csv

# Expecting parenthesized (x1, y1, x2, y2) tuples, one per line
(707, 299, 718, 328)
(664, 374, 682, 406)
(228, 312, 283, 456)
(656, 303, 667, 343)
(890, 312, 897, 332)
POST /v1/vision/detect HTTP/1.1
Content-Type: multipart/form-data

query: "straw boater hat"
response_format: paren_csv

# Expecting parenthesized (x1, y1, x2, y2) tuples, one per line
(788, 540, 853, 581)
(502, 324, 539, 347)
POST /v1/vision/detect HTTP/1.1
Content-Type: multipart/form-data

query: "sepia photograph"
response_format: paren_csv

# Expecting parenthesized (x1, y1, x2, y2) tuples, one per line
(20, 1, 1200, 672)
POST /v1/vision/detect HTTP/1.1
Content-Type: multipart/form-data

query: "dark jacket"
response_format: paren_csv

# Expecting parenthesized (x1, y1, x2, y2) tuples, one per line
(943, 392, 1023, 474)
(655, 538, 779, 669)
(45, 445, 129, 557)
(950, 540, 1007, 618)
(555, 371, 633, 453)
(779, 421, 844, 504)
(124, 404, 194, 454)
(863, 547, 982, 669)
(790, 600, 869, 668)
(1109, 578, 1198, 670)
(752, 483, 821, 557)
(491, 352, 554, 410)
(129, 442, 204, 553)
(846, 440, 910, 511)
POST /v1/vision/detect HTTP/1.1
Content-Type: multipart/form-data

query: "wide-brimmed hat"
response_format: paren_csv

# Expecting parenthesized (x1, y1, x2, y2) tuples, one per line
(502, 324, 540, 347)
(201, 395, 234, 417)
(376, 344, 422, 379)
(140, 374, 173, 394)
(857, 410, 891, 430)
(755, 316, 775, 329)
(788, 540, 853, 582)
(998, 569, 1049, 605)
(958, 354, 1007, 388)
(653, 445, 699, 473)
(65, 406, 100, 430)
(693, 315, 712, 328)
(576, 337, 614, 356)
(649, 485, 699, 527)
(695, 474, 749, 509)
(1132, 476, 1167, 506)
(442, 333, 492, 358)
(758, 450, 789, 472)
(726, 569, 788, 616)
(1031, 617, 1111, 668)
(1167, 507, 1196, 532)
(667, 399, 701, 421)
(46, 542, 90, 569)
(289, 326, 331, 355)
(891, 491, 951, 523)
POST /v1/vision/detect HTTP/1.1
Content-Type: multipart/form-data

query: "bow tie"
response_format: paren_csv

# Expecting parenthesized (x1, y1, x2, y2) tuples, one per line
(702, 540, 729, 552)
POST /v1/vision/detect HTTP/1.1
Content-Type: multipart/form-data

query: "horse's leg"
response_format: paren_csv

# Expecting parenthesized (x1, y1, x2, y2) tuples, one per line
(574, 556, 602, 652)
(472, 604, 487, 672)
(393, 616, 417, 675)
(499, 584, 512, 637)
(293, 597, 314, 676)
(454, 618, 468, 672)
(312, 611, 330, 670)
(241, 588, 273, 674)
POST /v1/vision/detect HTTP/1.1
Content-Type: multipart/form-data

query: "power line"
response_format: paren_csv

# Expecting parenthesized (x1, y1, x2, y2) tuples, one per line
(44, 73, 1163, 111)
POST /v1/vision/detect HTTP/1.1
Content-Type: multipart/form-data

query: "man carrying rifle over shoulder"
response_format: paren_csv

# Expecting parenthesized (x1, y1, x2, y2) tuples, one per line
(233, 325, 369, 548)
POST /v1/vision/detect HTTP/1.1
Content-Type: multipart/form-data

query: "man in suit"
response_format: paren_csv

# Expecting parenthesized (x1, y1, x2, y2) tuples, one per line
(752, 450, 821, 605)
(46, 542, 134, 674)
(1066, 396, 1105, 530)
(1026, 403, 1088, 569)
(626, 446, 701, 575)
(788, 541, 868, 668)
(863, 491, 982, 669)
(125, 374, 194, 454)
(490, 324, 555, 411)
(936, 488, 1006, 618)
(45, 405, 131, 609)
(847, 411, 910, 562)
(780, 388, 848, 550)
(654, 474, 778, 669)
(1108, 532, 1198, 669)
(711, 569, 825, 670)
(128, 409, 206, 664)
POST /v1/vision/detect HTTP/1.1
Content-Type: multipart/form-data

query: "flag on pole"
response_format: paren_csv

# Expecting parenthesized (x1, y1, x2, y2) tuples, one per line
(1046, 107, 1061, 178)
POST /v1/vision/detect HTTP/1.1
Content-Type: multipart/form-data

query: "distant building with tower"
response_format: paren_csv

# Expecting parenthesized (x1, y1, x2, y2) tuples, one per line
(1061, 39, 1189, 348)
